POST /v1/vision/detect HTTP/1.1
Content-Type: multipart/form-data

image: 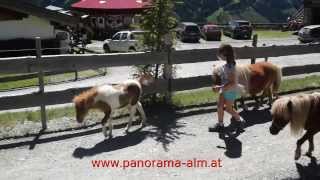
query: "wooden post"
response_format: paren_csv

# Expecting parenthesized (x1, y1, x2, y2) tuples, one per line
(263, 43, 268, 62)
(164, 47, 173, 104)
(36, 37, 47, 130)
(251, 34, 258, 64)
(74, 70, 78, 81)
(164, 33, 173, 104)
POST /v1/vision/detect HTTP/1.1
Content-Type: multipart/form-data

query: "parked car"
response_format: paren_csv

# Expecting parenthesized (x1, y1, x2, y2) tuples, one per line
(298, 25, 320, 43)
(201, 24, 222, 41)
(176, 22, 201, 42)
(223, 20, 253, 39)
(103, 30, 147, 53)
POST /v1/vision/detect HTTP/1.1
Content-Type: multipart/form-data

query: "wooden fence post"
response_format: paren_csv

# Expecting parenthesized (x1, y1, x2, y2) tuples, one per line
(251, 34, 258, 64)
(164, 33, 173, 104)
(74, 70, 78, 81)
(263, 43, 268, 62)
(164, 47, 173, 104)
(36, 37, 47, 130)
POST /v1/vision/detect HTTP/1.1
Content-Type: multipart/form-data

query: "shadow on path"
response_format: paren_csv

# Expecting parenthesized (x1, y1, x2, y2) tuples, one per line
(73, 129, 148, 159)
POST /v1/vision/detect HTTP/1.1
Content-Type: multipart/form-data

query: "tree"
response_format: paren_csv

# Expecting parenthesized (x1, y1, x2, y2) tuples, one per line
(207, 8, 231, 24)
(140, 0, 178, 79)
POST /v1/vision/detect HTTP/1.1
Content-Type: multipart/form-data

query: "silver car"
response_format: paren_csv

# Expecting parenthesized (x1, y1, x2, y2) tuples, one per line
(298, 25, 320, 43)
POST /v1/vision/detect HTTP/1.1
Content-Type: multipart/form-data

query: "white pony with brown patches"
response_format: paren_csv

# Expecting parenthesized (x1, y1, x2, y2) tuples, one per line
(73, 74, 154, 138)
(270, 92, 320, 160)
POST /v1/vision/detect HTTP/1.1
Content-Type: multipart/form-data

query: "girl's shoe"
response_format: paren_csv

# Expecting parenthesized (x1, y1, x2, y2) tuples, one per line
(209, 123, 225, 133)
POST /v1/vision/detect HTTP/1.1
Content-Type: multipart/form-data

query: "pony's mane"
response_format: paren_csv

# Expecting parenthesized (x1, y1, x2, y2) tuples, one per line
(73, 87, 98, 107)
(236, 64, 251, 91)
(212, 65, 223, 76)
(272, 94, 312, 136)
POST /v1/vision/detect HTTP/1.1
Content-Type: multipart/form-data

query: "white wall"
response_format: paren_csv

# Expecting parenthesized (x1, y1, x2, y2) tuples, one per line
(0, 15, 55, 40)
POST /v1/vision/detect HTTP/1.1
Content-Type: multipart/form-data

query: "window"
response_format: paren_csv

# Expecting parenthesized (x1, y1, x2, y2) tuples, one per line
(238, 21, 250, 26)
(112, 33, 121, 40)
(311, 28, 320, 38)
(121, 33, 128, 40)
(185, 26, 200, 33)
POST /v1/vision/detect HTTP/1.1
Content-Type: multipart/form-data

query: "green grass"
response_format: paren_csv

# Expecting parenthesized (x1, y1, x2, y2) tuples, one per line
(0, 75, 320, 128)
(172, 88, 218, 107)
(0, 69, 106, 91)
(0, 107, 76, 128)
(253, 30, 294, 39)
(279, 75, 320, 92)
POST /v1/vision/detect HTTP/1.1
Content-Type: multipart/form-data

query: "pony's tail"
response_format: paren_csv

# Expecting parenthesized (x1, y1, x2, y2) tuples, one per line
(273, 66, 282, 97)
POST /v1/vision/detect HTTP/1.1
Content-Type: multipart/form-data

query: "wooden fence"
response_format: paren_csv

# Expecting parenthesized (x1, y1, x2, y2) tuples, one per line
(1, 38, 320, 129)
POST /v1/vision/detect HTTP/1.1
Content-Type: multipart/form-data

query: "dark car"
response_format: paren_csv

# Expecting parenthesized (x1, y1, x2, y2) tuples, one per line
(224, 20, 253, 39)
(201, 24, 222, 41)
(298, 25, 320, 43)
(176, 22, 201, 42)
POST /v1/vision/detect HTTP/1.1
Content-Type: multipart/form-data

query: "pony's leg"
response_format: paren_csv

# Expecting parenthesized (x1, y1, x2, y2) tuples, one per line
(107, 118, 113, 138)
(253, 95, 261, 109)
(102, 110, 111, 138)
(295, 131, 312, 160)
(240, 97, 248, 111)
(126, 105, 137, 133)
(267, 87, 273, 106)
(306, 131, 316, 157)
(136, 101, 147, 127)
(102, 116, 108, 138)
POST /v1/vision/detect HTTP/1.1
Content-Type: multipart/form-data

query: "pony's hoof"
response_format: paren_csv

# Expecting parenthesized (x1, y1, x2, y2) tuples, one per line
(104, 133, 112, 139)
(306, 151, 313, 157)
(294, 149, 301, 160)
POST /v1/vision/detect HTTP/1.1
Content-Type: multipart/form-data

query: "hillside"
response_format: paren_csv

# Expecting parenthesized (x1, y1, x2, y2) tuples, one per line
(175, 0, 303, 23)
(26, 0, 303, 23)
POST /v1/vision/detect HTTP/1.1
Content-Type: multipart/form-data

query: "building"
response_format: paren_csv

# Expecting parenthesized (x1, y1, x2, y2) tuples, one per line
(71, 0, 151, 39)
(0, 0, 80, 56)
(304, 0, 320, 25)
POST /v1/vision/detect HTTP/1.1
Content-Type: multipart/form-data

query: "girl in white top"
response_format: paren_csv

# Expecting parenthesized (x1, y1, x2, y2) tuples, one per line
(209, 44, 245, 133)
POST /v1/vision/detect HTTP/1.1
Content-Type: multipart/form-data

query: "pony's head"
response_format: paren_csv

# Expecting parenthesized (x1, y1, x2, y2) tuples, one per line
(270, 95, 311, 136)
(269, 97, 291, 135)
(137, 72, 155, 86)
(212, 65, 222, 85)
(73, 88, 97, 123)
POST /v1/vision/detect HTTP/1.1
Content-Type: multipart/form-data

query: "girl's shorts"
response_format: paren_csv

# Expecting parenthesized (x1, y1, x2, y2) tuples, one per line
(223, 90, 238, 101)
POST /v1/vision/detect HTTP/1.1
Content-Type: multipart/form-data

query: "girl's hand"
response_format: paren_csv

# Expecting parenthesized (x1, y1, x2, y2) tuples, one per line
(212, 85, 222, 92)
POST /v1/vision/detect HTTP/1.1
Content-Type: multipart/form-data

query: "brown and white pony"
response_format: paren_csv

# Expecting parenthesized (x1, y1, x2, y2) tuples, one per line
(73, 74, 154, 138)
(212, 62, 282, 110)
(270, 93, 320, 160)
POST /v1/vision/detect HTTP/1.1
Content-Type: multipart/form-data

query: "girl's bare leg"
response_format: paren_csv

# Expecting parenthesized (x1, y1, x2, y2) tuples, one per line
(225, 100, 241, 121)
(217, 94, 225, 123)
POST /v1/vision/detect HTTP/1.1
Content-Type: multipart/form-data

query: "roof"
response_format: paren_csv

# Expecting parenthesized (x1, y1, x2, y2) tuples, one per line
(232, 20, 250, 23)
(116, 30, 146, 33)
(181, 22, 198, 26)
(0, 0, 80, 25)
(72, 0, 151, 11)
(303, 25, 320, 29)
(203, 24, 219, 27)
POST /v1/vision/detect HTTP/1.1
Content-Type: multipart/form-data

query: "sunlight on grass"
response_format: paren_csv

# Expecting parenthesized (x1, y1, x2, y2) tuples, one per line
(253, 30, 294, 39)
